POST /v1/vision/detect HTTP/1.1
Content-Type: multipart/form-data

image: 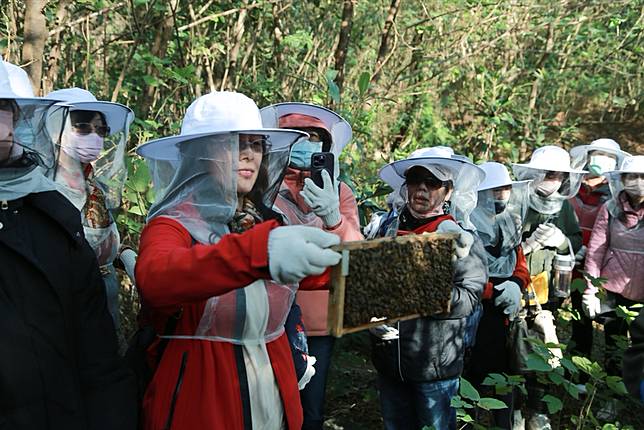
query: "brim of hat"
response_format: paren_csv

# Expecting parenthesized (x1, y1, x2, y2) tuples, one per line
(606, 168, 644, 176)
(570, 145, 630, 161)
(512, 162, 587, 175)
(478, 179, 531, 192)
(260, 102, 351, 153)
(136, 128, 307, 160)
(379, 157, 485, 190)
(54, 101, 134, 135)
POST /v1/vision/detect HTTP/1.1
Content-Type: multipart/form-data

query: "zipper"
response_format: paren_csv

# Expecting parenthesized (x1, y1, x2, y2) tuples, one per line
(396, 321, 404, 381)
(163, 351, 189, 430)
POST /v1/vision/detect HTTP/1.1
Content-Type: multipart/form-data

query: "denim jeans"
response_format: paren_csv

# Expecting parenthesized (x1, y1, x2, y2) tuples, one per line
(300, 336, 335, 430)
(378, 373, 458, 430)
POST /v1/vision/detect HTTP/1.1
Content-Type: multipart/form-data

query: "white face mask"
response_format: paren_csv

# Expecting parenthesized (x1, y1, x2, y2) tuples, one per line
(61, 130, 104, 163)
(623, 177, 644, 197)
(588, 154, 617, 176)
(536, 179, 562, 197)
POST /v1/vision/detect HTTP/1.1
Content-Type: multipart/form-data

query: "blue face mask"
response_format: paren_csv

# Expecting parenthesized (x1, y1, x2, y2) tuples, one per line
(289, 139, 323, 169)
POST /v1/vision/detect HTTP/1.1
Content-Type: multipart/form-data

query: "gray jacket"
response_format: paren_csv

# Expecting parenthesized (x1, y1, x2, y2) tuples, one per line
(371, 212, 487, 382)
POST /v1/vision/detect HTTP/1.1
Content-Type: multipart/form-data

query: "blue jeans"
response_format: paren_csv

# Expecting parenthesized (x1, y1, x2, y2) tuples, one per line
(378, 374, 458, 430)
(300, 336, 335, 430)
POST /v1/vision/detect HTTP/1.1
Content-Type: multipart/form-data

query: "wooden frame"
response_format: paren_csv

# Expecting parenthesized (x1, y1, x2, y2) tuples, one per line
(327, 232, 458, 337)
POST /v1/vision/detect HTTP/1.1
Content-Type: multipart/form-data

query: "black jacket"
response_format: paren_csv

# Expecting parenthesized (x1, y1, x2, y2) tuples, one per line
(624, 308, 644, 400)
(0, 191, 137, 429)
(371, 212, 487, 383)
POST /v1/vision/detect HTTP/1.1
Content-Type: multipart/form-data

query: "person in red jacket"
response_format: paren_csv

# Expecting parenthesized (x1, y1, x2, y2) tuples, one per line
(134, 91, 342, 430)
(568, 139, 629, 369)
(467, 162, 532, 429)
(261, 103, 363, 430)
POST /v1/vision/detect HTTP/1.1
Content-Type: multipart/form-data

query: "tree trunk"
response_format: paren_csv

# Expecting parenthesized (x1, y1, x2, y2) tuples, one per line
(21, 0, 48, 95)
(44, 0, 71, 94)
(221, 0, 249, 91)
(372, 0, 401, 84)
(333, 0, 354, 94)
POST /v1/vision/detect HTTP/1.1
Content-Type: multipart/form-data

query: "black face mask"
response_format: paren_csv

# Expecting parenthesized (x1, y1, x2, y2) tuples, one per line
(493, 199, 508, 214)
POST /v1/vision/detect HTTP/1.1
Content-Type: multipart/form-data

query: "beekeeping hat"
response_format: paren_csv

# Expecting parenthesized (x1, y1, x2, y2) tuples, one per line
(0, 59, 35, 99)
(379, 146, 484, 190)
(138, 91, 307, 160)
(260, 102, 352, 156)
(46, 87, 134, 136)
(570, 138, 630, 172)
(477, 162, 529, 191)
(513, 145, 586, 174)
(0, 58, 67, 174)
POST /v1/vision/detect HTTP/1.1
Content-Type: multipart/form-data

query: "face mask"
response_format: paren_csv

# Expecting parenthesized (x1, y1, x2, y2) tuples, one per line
(61, 131, 104, 163)
(536, 179, 562, 197)
(623, 177, 644, 197)
(588, 154, 616, 176)
(493, 198, 509, 214)
(289, 139, 323, 169)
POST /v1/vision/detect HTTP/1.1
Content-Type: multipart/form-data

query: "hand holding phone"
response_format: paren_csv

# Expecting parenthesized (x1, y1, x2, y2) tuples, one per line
(310, 152, 335, 189)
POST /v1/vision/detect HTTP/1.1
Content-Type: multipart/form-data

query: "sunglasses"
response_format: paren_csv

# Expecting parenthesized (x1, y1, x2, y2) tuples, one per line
(239, 137, 271, 154)
(72, 122, 110, 138)
(405, 169, 444, 189)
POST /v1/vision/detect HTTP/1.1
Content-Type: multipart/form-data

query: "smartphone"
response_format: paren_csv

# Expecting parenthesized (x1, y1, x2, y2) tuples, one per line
(310, 152, 335, 188)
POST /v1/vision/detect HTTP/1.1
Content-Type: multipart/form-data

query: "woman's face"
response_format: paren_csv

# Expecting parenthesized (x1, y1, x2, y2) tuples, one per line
(0, 100, 15, 162)
(405, 166, 451, 217)
(236, 133, 265, 195)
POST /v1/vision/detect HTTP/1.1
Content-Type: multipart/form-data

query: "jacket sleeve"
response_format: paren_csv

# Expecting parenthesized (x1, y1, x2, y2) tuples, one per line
(445, 233, 487, 319)
(511, 246, 531, 290)
(623, 308, 644, 399)
(324, 182, 364, 242)
(584, 203, 610, 280)
(74, 243, 137, 430)
(136, 216, 277, 307)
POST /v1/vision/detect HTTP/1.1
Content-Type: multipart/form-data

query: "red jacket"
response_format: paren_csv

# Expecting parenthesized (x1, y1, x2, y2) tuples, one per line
(136, 216, 323, 430)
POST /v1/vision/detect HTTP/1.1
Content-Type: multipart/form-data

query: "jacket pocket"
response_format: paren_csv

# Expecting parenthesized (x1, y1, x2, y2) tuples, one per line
(163, 351, 189, 430)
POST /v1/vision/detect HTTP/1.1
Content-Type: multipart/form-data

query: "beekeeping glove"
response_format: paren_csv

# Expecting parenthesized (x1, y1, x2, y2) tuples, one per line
(268, 226, 341, 284)
(493, 280, 522, 320)
(535, 223, 566, 248)
(298, 355, 317, 390)
(301, 170, 342, 228)
(436, 220, 474, 259)
(582, 288, 601, 319)
(522, 229, 543, 255)
(369, 317, 399, 341)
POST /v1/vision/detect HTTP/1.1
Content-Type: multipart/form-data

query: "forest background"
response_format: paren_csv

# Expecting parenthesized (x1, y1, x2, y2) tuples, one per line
(2, 1, 644, 428)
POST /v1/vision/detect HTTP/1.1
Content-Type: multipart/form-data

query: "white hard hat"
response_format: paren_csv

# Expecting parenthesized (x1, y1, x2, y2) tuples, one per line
(513, 145, 586, 174)
(137, 91, 307, 160)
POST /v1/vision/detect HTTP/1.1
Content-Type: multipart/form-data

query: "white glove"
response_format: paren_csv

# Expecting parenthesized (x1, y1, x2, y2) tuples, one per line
(369, 317, 399, 340)
(522, 229, 543, 255)
(268, 226, 342, 284)
(581, 288, 601, 319)
(437, 220, 474, 259)
(298, 355, 317, 390)
(575, 245, 587, 266)
(301, 170, 342, 228)
(493, 281, 522, 320)
(534, 223, 566, 248)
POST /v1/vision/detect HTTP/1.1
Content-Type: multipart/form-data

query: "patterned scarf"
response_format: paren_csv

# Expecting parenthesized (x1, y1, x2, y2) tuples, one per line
(228, 197, 264, 233)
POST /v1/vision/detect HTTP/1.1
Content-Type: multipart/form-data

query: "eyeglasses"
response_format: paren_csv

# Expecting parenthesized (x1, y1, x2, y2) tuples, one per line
(405, 170, 444, 189)
(72, 122, 110, 138)
(239, 137, 271, 154)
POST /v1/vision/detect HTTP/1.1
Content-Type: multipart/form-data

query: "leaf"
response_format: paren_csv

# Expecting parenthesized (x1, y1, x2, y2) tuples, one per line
(571, 278, 586, 294)
(605, 376, 627, 395)
(325, 69, 341, 103)
(450, 396, 471, 409)
(358, 71, 370, 96)
(459, 377, 480, 401)
(128, 205, 146, 216)
(526, 353, 552, 372)
(541, 394, 563, 414)
(477, 397, 508, 410)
